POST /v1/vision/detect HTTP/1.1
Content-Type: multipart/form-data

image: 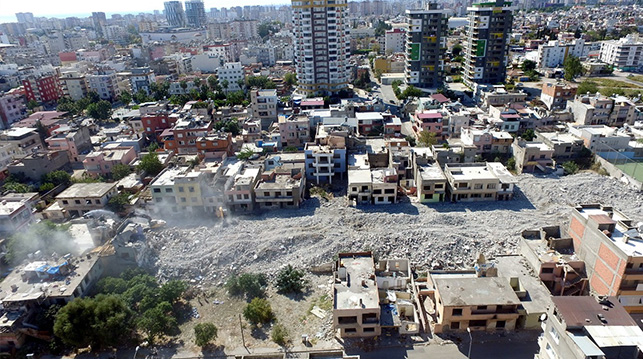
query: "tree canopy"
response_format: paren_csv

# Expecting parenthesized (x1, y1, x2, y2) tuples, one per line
(563, 56, 583, 81)
(54, 294, 133, 348)
(138, 152, 164, 176)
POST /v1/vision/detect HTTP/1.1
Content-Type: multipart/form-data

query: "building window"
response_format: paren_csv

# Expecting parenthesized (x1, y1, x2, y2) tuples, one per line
(179, 187, 184, 192)
(541, 267, 554, 274)
(62, 200, 69, 204)
(181, 197, 186, 203)
(550, 327, 560, 344)
(189, 186, 195, 193)
(452, 308, 463, 316)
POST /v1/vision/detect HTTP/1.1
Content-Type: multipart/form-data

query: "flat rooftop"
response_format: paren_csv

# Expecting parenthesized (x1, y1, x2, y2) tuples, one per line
(433, 276, 521, 307)
(552, 296, 637, 328)
(255, 173, 300, 190)
(150, 167, 187, 187)
(418, 164, 446, 181)
(0, 253, 100, 303)
(334, 254, 379, 310)
(576, 206, 642, 257)
(494, 255, 551, 315)
(348, 169, 372, 184)
(446, 164, 497, 181)
(57, 183, 115, 199)
(538, 132, 583, 144)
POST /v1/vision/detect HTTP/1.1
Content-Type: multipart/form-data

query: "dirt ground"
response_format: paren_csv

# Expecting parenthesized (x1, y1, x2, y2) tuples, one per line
(176, 274, 337, 352)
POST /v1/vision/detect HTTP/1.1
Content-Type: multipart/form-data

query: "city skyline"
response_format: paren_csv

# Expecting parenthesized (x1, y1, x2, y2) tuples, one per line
(1, 0, 291, 24)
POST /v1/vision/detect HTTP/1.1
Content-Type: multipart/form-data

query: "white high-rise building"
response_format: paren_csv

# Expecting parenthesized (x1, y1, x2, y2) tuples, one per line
(292, 0, 350, 96)
(599, 35, 643, 71)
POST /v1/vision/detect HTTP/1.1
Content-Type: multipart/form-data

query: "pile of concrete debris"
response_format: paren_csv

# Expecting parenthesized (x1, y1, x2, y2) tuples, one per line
(146, 172, 642, 285)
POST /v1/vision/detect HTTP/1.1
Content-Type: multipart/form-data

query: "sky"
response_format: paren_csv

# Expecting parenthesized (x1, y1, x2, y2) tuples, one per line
(0, 0, 290, 23)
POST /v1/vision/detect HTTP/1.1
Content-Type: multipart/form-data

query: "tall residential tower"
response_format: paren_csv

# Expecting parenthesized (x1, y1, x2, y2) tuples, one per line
(405, 2, 447, 90)
(164, 1, 186, 27)
(462, 0, 513, 90)
(292, 0, 350, 96)
(185, 0, 207, 28)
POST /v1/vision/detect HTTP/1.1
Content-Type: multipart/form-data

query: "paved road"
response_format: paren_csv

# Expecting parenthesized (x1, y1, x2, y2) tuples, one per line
(349, 337, 539, 359)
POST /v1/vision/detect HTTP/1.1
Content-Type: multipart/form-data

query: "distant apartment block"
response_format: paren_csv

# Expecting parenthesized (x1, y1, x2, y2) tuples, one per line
(0, 91, 26, 129)
(535, 131, 585, 161)
(511, 139, 554, 174)
(83, 147, 136, 178)
(254, 164, 306, 209)
(537, 39, 589, 68)
(278, 115, 310, 149)
(444, 162, 516, 202)
(225, 165, 261, 212)
(86, 71, 121, 101)
(0, 192, 38, 235)
(568, 125, 630, 152)
(59, 72, 88, 101)
(599, 35, 643, 71)
(384, 28, 406, 54)
(251, 88, 278, 131)
(22, 74, 61, 103)
(540, 82, 577, 110)
(55, 183, 117, 218)
(305, 143, 346, 185)
(217, 62, 244, 93)
(45, 126, 92, 162)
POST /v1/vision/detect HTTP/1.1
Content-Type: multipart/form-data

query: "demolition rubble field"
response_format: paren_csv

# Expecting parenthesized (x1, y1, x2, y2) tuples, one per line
(147, 172, 643, 284)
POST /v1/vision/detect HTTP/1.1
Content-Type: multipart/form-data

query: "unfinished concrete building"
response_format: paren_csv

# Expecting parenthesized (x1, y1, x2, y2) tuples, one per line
(521, 226, 589, 296)
(333, 253, 420, 337)
(375, 259, 420, 335)
(444, 162, 516, 202)
(254, 164, 306, 209)
(568, 204, 643, 314)
(431, 274, 521, 333)
(333, 252, 381, 337)
(412, 147, 446, 203)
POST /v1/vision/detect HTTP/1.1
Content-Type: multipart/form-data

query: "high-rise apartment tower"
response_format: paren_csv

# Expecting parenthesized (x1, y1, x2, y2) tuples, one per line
(405, 2, 447, 90)
(292, 0, 350, 96)
(462, 0, 513, 89)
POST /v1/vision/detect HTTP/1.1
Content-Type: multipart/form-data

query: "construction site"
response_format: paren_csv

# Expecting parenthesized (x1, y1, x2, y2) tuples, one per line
(137, 171, 643, 350)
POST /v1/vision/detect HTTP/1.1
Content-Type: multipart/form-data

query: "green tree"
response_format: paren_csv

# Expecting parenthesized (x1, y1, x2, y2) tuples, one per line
(418, 131, 438, 147)
(159, 280, 187, 304)
(283, 146, 298, 152)
(138, 152, 164, 176)
(3, 181, 32, 193)
(246, 76, 276, 89)
(520, 60, 537, 72)
(54, 295, 133, 349)
(521, 129, 535, 141)
(243, 298, 275, 325)
(562, 161, 579, 174)
(401, 86, 424, 99)
(86, 100, 113, 120)
(107, 192, 130, 213)
(452, 44, 463, 57)
(237, 148, 255, 161)
(56, 97, 78, 116)
(111, 163, 132, 180)
(405, 135, 416, 147)
(563, 55, 583, 81)
(226, 273, 267, 299)
(194, 322, 218, 347)
(137, 301, 177, 342)
(275, 265, 307, 294)
(506, 157, 516, 171)
(27, 99, 39, 110)
(39, 182, 55, 192)
(577, 80, 599, 95)
(271, 323, 288, 346)
(42, 170, 72, 186)
(213, 118, 241, 136)
(284, 73, 297, 87)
